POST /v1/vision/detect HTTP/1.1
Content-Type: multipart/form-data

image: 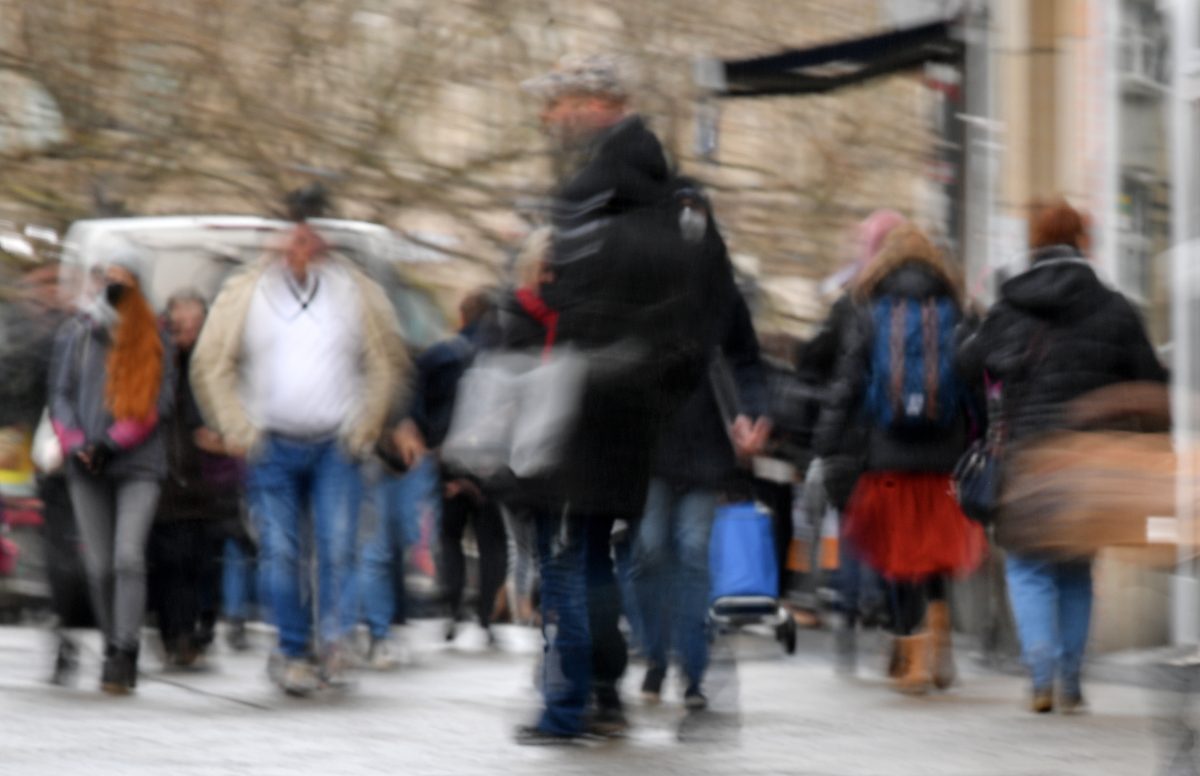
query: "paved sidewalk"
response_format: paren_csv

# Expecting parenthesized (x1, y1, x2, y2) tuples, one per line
(0, 622, 1177, 775)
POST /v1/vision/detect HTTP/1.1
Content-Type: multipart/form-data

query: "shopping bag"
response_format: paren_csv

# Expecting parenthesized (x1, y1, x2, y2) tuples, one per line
(709, 501, 778, 601)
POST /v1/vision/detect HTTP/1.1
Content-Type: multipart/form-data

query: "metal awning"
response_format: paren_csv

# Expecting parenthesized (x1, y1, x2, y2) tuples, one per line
(702, 19, 964, 98)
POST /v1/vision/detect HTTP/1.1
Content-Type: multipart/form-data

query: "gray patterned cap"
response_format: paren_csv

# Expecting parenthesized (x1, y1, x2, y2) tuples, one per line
(521, 54, 629, 101)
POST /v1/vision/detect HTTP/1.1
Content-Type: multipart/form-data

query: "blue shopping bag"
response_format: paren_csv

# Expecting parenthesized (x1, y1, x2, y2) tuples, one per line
(709, 502, 779, 602)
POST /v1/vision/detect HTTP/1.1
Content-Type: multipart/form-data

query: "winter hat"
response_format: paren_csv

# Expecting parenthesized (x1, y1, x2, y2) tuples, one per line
(522, 54, 630, 102)
(102, 242, 149, 285)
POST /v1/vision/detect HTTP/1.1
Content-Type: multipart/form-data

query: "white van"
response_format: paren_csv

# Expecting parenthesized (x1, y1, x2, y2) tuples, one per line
(58, 215, 452, 348)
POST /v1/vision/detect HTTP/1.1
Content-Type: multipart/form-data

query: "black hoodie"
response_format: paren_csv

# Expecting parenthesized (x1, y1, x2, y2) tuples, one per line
(957, 245, 1166, 442)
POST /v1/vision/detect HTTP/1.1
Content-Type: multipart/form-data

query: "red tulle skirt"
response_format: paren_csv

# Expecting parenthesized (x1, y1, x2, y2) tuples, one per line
(844, 472, 985, 581)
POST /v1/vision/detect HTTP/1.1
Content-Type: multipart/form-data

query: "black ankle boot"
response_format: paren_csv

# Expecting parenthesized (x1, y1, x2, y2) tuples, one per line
(51, 635, 79, 686)
(127, 647, 139, 689)
(101, 647, 137, 695)
(100, 644, 125, 695)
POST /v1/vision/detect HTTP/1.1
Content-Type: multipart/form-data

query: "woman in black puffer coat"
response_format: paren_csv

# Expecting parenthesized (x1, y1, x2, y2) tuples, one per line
(957, 199, 1167, 714)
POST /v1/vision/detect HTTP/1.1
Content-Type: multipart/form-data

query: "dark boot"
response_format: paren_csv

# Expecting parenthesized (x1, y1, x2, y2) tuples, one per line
(51, 635, 79, 686)
(128, 646, 139, 689)
(101, 646, 133, 695)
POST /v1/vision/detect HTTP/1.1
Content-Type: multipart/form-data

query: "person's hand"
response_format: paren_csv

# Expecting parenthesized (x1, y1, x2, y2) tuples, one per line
(73, 446, 93, 472)
(444, 478, 484, 504)
(193, 427, 226, 455)
(730, 415, 772, 459)
(392, 419, 428, 468)
(75, 441, 115, 475)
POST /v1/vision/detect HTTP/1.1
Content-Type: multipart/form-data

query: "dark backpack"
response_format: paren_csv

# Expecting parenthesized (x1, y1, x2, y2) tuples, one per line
(863, 295, 965, 431)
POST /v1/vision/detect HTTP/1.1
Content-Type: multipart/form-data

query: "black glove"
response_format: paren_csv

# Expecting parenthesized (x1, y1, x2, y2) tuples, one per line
(85, 440, 117, 475)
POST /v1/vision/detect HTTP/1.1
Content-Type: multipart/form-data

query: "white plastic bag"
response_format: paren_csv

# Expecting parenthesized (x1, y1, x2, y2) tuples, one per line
(31, 409, 64, 474)
(441, 348, 587, 480)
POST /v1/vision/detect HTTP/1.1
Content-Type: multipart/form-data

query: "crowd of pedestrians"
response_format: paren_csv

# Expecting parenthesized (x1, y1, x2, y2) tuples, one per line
(0, 52, 1170, 747)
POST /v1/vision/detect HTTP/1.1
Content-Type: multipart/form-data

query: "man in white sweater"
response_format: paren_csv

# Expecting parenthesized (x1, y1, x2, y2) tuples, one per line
(192, 218, 407, 695)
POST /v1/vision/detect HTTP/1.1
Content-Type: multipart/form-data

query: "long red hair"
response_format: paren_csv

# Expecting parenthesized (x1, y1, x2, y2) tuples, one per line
(105, 281, 164, 422)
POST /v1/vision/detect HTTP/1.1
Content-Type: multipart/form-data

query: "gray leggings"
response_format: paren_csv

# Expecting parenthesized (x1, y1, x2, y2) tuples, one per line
(66, 474, 161, 651)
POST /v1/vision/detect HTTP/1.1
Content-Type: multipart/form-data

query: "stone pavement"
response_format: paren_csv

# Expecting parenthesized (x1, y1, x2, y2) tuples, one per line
(0, 621, 1181, 776)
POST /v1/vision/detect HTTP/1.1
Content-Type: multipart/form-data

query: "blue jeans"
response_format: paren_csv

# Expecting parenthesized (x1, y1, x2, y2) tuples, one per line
(252, 435, 362, 659)
(632, 479, 717, 690)
(359, 457, 438, 639)
(613, 534, 644, 652)
(222, 538, 255, 621)
(1005, 554, 1094, 693)
(535, 507, 590, 736)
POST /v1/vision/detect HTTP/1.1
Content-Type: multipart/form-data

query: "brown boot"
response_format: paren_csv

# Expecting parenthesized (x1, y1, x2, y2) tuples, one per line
(893, 634, 932, 695)
(886, 636, 905, 679)
(927, 601, 957, 690)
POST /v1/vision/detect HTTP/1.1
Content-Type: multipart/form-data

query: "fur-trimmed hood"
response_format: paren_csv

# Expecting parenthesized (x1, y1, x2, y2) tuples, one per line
(852, 224, 962, 304)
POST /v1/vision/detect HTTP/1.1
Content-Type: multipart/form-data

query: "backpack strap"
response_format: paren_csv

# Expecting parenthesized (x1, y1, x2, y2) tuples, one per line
(888, 300, 906, 418)
(922, 299, 939, 423)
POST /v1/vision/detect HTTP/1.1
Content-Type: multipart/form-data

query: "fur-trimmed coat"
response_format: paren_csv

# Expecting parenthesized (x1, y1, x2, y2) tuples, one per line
(813, 225, 971, 474)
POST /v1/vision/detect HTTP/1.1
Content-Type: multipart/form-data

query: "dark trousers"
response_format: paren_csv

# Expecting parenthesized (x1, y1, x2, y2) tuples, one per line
(892, 575, 947, 636)
(585, 514, 626, 707)
(147, 520, 221, 646)
(754, 478, 794, 599)
(440, 494, 507, 628)
(534, 506, 627, 735)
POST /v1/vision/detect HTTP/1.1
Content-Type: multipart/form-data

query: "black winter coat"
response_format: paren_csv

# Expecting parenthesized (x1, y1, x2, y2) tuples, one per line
(538, 115, 735, 517)
(653, 293, 767, 488)
(957, 245, 1167, 442)
(815, 264, 970, 474)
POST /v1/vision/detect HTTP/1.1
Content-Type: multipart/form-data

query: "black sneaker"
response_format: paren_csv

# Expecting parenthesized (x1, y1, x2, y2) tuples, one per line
(684, 686, 708, 712)
(514, 724, 583, 746)
(641, 666, 665, 704)
(585, 705, 629, 739)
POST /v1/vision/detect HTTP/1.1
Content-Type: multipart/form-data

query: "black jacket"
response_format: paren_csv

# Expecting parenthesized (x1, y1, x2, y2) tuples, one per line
(654, 293, 767, 488)
(815, 264, 970, 474)
(409, 322, 484, 450)
(957, 245, 1167, 442)
(158, 348, 241, 522)
(538, 115, 735, 516)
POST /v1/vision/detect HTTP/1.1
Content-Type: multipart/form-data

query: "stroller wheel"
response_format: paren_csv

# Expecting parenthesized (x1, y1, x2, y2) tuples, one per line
(776, 618, 798, 655)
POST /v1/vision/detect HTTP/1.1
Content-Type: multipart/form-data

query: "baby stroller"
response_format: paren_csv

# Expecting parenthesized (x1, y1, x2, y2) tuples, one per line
(708, 501, 796, 654)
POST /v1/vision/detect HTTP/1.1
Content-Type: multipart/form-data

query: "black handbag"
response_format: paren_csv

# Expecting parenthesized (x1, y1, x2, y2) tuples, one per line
(953, 319, 1051, 525)
(952, 376, 1005, 525)
(953, 437, 1002, 525)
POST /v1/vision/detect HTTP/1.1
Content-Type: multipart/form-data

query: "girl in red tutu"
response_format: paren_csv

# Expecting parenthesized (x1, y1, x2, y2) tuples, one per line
(815, 224, 984, 694)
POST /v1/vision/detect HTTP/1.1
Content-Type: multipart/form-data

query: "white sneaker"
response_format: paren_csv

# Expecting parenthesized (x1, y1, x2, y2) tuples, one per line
(280, 659, 319, 696)
(365, 638, 398, 671)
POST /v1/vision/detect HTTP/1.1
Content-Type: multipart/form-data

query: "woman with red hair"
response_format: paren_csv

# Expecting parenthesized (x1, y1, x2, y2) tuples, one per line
(49, 246, 174, 694)
(959, 198, 1166, 712)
